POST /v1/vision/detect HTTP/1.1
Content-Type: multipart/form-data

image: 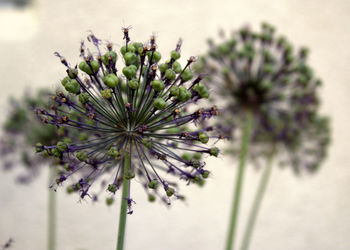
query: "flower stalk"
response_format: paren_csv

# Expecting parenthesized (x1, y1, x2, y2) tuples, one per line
(48, 166, 57, 250)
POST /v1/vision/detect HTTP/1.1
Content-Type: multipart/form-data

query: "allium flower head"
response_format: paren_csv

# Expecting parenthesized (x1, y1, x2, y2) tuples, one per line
(36, 28, 222, 207)
(194, 23, 330, 172)
(0, 89, 66, 183)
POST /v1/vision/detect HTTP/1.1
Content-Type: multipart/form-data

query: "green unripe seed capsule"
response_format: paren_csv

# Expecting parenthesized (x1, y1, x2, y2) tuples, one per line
(120, 45, 135, 55)
(170, 86, 179, 96)
(166, 187, 175, 197)
(153, 98, 167, 110)
(79, 61, 91, 74)
(101, 89, 112, 99)
(172, 61, 182, 73)
(78, 93, 90, 104)
(165, 69, 176, 80)
(209, 147, 219, 157)
(151, 80, 165, 91)
(56, 141, 68, 152)
(103, 73, 119, 88)
(147, 51, 162, 63)
(61, 76, 71, 87)
(65, 79, 80, 94)
(142, 138, 152, 148)
(181, 69, 193, 82)
(106, 197, 114, 206)
(108, 184, 117, 193)
(108, 147, 120, 158)
(124, 52, 137, 66)
(170, 50, 181, 60)
(177, 86, 191, 101)
(158, 63, 168, 73)
(66, 186, 75, 194)
(76, 151, 87, 162)
(193, 152, 202, 160)
(122, 66, 137, 80)
(182, 152, 192, 162)
(199, 132, 209, 144)
(68, 68, 78, 79)
(90, 60, 100, 73)
(102, 51, 117, 66)
(148, 179, 159, 189)
(148, 194, 156, 202)
(52, 148, 62, 158)
(202, 170, 210, 178)
(128, 79, 139, 90)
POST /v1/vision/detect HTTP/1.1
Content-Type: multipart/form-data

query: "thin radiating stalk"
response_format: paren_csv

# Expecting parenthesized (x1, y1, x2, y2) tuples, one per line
(225, 111, 253, 250)
(116, 153, 131, 250)
(240, 148, 275, 250)
(48, 166, 56, 250)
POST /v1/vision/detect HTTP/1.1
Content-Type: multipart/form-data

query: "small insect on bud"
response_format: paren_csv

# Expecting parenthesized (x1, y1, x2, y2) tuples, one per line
(153, 98, 167, 110)
(101, 89, 112, 99)
(148, 179, 159, 189)
(198, 132, 209, 144)
(151, 80, 165, 92)
(103, 73, 119, 88)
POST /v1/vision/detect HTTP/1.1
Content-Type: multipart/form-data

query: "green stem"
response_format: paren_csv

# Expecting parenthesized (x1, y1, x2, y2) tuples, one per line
(48, 166, 56, 250)
(240, 149, 275, 250)
(116, 153, 131, 250)
(225, 111, 253, 250)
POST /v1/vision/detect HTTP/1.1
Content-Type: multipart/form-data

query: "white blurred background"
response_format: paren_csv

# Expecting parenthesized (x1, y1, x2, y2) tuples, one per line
(0, 0, 349, 249)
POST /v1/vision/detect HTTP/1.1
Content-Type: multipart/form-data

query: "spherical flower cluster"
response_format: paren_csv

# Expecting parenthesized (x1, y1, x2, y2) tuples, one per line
(0, 89, 65, 183)
(36, 28, 222, 208)
(194, 23, 330, 172)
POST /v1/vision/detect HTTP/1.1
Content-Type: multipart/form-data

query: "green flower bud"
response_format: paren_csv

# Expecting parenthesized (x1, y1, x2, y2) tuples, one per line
(35, 143, 43, 153)
(101, 89, 112, 99)
(52, 148, 62, 158)
(76, 151, 87, 162)
(148, 179, 159, 189)
(66, 185, 75, 194)
(122, 65, 137, 80)
(192, 160, 201, 168)
(165, 69, 176, 80)
(102, 51, 117, 66)
(79, 61, 92, 75)
(128, 79, 139, 90)
(199, 132, 209, 144)
(182, 152, 192, 162)
(108, 147, 120, 158)
(108, 184, 117, 193)
(61, 76, 71, 87)
(181, 69, 193, 82)
(148, 194, 156, 202)
(193, 152, 202, 160)
(202, 170, 210, 178)
(209, 147, 219, 157)
(170, 86, 179, 96)
(166, 187, 175, 197)
(56, 141, 68, 152)
(142, 138, 152, 148)
(78, 133, 88, 141)
(125, 169, 135, 180)
(120, 45, 135, 55)
(124, 52, 137, 66)
(151, 80, 165, 91)
(106, 197, 114, 206)
(153, 98, 167, 110)
(78, 93, 90, 104)
(67, 68, 78, 79)
(132, 42, 143, 51)
(158, 63, 168, 73)
(177, 86, 191, 102)
(147, 51, 162, 63)
(172, 61, 182, 73)
(64, 79, 80, 94)
(170, 50, 181, 60)
(103, 73, 119, 88)
(193, 83, 209, 98)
